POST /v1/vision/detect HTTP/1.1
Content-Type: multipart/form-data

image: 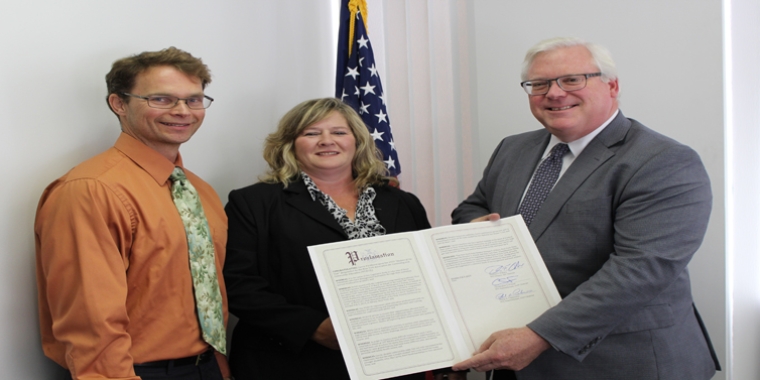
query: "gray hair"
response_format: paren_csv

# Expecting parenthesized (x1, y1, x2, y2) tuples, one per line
(521, 37, 618, 82)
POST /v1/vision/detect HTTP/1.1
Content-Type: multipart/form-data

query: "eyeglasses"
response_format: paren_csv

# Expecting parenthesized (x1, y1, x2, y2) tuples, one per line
(520, 73, 602, 96)
(121, 92, 214, 109)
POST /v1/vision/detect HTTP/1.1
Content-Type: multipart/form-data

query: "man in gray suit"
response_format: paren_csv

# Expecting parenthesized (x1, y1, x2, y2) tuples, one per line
(451, 37, 720, 379)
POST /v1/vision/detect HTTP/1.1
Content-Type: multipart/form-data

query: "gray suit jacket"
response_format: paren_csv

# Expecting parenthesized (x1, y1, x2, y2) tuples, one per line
(452, 112, 719, 380)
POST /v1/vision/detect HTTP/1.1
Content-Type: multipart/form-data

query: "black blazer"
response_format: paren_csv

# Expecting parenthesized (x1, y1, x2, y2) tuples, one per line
(224, 178, 430, 380)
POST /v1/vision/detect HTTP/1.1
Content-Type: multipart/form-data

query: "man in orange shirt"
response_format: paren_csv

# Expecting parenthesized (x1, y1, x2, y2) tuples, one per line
(35, 47, 231, 380)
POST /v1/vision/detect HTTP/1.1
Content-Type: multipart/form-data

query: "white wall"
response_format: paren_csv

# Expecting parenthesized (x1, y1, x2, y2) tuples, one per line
(2, 1, 754, 379)
(0, 1, 336, 378)
(725, 0, 760, 378)
(470, 0, 727, 378)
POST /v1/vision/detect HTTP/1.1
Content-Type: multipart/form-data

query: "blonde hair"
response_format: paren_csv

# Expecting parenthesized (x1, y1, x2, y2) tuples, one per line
(261, 98, 389, 190)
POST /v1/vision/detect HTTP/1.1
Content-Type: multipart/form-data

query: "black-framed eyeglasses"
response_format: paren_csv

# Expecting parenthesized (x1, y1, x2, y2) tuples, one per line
(520, 73, 602, 96)
(121, 92, 214, 109)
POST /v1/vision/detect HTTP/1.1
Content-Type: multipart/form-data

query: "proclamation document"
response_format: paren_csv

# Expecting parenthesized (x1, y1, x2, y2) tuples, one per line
(308, 216, 561, 380)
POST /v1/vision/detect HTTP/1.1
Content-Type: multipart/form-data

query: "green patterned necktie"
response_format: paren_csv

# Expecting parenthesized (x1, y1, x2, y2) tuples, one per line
(169, 167, 226, 355)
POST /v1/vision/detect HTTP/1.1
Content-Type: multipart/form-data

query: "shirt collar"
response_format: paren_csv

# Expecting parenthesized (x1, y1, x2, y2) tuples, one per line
(113, 133, 183, 185)
(547, 109, 619, 158)
(301, 172, 323, 201)
(300, 171, 375, 201)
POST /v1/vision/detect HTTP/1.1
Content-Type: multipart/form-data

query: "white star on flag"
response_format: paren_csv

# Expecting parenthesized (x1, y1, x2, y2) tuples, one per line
(357, 35, 369, 49)
(335, 3, 402, 176)
(360, 81, 376, 95)
(359, 102, 370, 114)
(371, 128, 385, 141)
(345, 66, 359, 80)
(374, 109, 387, 123)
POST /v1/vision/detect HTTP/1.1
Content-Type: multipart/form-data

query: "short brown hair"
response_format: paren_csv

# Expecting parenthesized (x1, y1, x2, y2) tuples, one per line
(105, 47, 211, 114)
(261, 98, 389, 190)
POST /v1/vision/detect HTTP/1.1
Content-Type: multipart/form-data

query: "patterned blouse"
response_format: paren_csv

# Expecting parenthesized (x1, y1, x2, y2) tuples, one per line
(301, 172, 387, 240)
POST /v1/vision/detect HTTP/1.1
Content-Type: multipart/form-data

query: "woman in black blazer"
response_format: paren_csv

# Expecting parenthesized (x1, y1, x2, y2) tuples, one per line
(223, 98, 464, 380)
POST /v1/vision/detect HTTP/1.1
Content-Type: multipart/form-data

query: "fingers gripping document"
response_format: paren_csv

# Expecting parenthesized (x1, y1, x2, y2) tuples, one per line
(308, 216, 561, 380)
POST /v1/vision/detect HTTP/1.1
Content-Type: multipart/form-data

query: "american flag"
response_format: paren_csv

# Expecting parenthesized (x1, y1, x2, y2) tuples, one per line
(335, 0, 401, 176)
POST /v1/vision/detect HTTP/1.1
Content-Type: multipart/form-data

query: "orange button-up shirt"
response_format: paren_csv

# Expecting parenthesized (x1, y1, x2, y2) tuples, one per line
(35, 133, 228, 380)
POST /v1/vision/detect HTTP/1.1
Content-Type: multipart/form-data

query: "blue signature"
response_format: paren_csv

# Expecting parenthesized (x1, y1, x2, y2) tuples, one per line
(496, 288, 533, 300)
(491, 276, 519, 285)
(485, 261, 524, 274)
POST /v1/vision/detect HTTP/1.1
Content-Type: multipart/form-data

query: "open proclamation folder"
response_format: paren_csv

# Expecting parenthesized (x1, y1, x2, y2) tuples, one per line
(307, 215, 562, 380)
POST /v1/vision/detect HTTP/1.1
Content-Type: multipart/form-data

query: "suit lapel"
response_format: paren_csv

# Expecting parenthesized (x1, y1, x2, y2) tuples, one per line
(500, 133, 550, 215)
(528, 112, 630, 240)
(283, 179, 347, 237)
(372, 186, 399, 232)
